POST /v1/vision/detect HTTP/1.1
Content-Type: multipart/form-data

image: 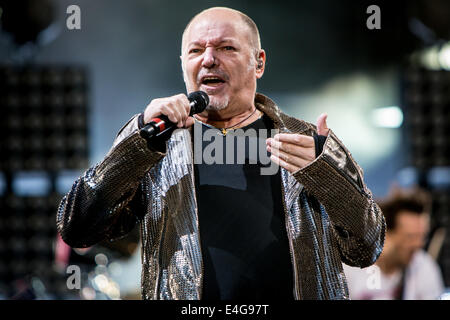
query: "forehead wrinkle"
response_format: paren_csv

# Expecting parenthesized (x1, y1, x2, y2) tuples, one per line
(188, 37, 237, 48)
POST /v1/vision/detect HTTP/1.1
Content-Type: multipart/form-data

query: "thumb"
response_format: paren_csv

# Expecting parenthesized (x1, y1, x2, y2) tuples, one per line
(316, 113, 329, 136)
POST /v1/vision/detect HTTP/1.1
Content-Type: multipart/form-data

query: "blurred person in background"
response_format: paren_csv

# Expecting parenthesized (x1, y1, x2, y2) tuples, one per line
(344, 187, 445, 300)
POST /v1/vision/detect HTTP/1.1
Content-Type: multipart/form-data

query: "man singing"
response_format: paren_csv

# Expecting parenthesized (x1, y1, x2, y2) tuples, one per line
(57, 7, 385, 300)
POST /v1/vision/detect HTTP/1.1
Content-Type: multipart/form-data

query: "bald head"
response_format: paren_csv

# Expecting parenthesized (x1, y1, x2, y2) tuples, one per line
(181, 7, 261, 56)
(180, 7, 266, 113)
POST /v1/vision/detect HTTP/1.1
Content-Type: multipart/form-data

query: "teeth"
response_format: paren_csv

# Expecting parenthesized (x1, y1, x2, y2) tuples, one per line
(203, 77, 221, 81)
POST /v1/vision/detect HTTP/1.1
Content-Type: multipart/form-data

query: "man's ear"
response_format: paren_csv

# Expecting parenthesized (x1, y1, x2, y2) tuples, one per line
(255, 49, 266, 79)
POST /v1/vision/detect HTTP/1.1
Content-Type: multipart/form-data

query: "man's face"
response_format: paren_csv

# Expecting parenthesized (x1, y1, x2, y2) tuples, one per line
(389, 211, 430, 267)
(181, 13, 261, 111)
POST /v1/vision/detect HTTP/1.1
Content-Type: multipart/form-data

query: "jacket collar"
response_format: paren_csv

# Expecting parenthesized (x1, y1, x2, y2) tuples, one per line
(188, 92, 311, 134)
(254, 92, 311, 134)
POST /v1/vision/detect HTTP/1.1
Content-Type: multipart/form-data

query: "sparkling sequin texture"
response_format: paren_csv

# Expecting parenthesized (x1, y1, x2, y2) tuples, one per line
(56, 93, 385, 300)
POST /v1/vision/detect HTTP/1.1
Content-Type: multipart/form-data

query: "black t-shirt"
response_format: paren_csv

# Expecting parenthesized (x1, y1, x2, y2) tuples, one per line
(193, 114, 294, 300)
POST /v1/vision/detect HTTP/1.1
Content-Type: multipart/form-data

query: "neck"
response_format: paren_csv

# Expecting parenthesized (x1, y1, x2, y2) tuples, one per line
(195, 102, 261, 129)
(376, 251, 402, 275)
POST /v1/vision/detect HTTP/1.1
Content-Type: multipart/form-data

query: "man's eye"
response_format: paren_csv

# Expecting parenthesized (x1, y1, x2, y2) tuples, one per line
(223, 46, 235, 51)
(189, 48, 201, 54)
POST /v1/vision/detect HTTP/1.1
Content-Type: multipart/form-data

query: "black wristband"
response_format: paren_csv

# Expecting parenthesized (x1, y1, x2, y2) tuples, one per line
(313, 134, 327, 158)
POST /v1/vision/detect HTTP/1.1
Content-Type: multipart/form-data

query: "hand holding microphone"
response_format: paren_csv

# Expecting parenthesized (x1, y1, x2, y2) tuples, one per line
(140, 91, 209, 140)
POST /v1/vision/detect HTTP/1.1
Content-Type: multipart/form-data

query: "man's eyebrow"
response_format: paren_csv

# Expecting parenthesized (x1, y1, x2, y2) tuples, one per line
(187, 38, 237, 47)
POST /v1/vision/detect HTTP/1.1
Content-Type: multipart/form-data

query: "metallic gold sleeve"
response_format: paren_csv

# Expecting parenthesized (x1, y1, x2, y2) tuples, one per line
(293, 130, 386, 268)
(56, 115, 165, 248)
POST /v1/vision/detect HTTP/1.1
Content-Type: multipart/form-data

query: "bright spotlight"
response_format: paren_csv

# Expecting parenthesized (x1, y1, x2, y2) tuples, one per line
(371, 106, 404, 128)
(438, 43, 450, 71)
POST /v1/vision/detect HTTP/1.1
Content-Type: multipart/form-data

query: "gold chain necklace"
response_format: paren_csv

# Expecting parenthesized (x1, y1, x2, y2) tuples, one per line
(195, 108, 259, 136)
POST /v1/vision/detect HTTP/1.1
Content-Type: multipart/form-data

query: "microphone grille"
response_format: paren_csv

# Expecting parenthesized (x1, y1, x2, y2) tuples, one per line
(188, 91, 209, 114)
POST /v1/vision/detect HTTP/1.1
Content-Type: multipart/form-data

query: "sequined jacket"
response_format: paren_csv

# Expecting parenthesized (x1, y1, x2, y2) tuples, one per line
(57, 93, 385, 300)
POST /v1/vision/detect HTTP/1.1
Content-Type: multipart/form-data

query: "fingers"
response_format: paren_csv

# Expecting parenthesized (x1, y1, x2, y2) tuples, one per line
(144, 93, 191, 127)
(175, 94, 190, 127)
(271, 133, 315, 148)
(160, 104, 181, 125)
(266, 134, 315, 161)
(267, 145, 310, 172)
(266, 133, 316, 173)
(316, 113, 329, 136)
(269, 152, 300, 173)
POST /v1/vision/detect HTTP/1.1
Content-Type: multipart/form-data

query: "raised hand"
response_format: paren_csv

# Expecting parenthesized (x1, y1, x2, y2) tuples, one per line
(266, 113, 329, 173)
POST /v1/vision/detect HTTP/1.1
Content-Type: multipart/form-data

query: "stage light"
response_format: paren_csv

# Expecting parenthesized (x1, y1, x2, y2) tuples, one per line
(371, 106, 404, 128)
(438, 43, 450, 71)
(93, 274, 108, 291)
(1, 65, 89, 298)
(81, 287, 96, 300)
(412, 41, 450, 71)
(440, 292, 450, 300)
(428, 167, 450, 189)
(0, 174, 5, 196)
(426, 51, 441, 70)
(95, 253, 108, 266)
(108, 262, 123, 278)
(12, 172, 51, 197)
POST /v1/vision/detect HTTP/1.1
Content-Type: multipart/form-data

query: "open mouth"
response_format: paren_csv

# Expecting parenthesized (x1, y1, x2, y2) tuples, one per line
(200, 75, 226, 87)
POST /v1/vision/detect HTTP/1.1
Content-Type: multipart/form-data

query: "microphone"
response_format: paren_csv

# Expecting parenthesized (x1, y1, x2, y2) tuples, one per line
(139, 91, 209, 140)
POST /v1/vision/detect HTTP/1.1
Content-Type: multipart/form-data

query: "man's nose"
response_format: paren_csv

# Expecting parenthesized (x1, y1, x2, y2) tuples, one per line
(202, 47, 218, 68)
